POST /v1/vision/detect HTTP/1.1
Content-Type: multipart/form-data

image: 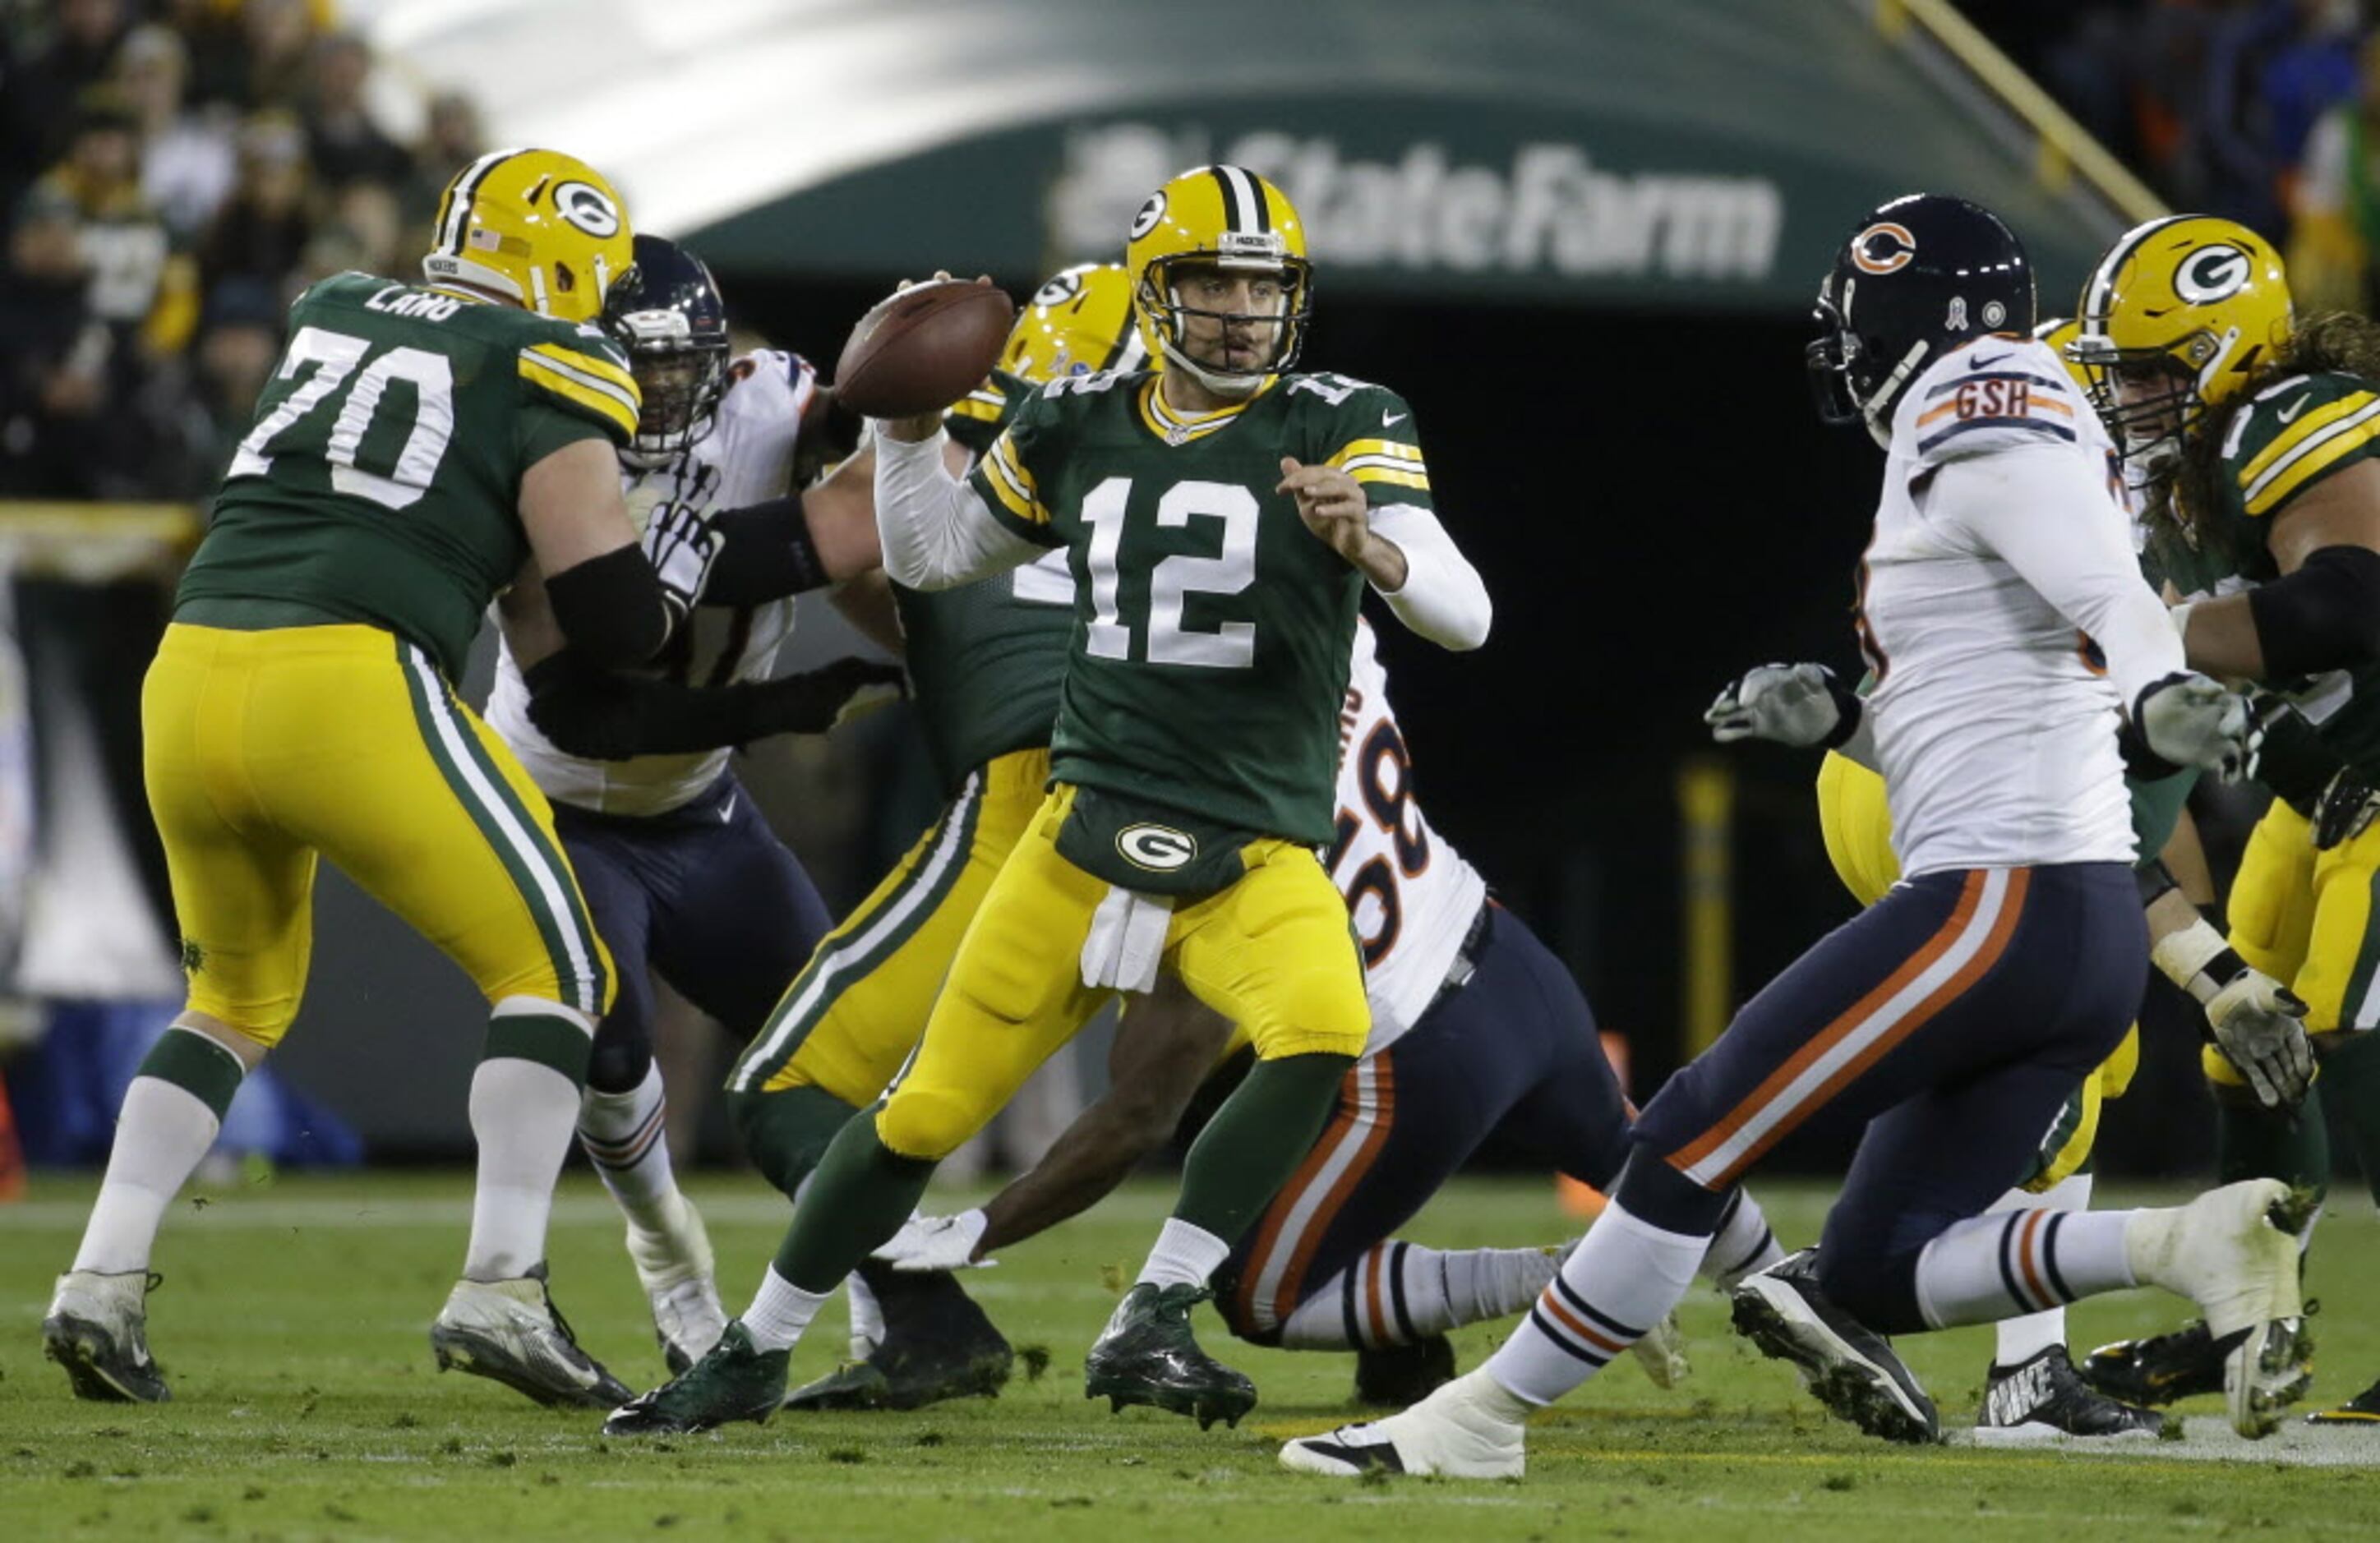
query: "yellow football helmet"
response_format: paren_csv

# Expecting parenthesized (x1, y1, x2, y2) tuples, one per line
(422, 148, 634, 325)
(1125, 164, 1310, 396)
(2070, 214, 2293, 479)
(2031, 316, 2092, 396)
(999, 262, 1147, 385)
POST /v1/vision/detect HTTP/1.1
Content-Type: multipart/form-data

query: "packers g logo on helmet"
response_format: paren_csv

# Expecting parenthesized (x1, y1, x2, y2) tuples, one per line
(422, 149, 635, 325)
(1000, 262, 1146, 384)
(2071, 214, 2292, 481)
(1125, 164, 1312, 398)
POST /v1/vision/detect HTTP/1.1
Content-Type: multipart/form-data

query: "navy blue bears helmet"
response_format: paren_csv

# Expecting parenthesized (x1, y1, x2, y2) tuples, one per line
(1808, 194, 2036, 448)
(602, 233, 732, 468)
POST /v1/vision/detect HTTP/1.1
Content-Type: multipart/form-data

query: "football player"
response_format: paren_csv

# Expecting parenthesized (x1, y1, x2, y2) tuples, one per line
(879, 613, 1784, 1403)
(2065, 215, 2380, 1427)
(43, 150, 713, 1408)
(480, 233, 902, 1375)
(1282, 195, 2291, 1481)
(607, 164, 1492, 1435)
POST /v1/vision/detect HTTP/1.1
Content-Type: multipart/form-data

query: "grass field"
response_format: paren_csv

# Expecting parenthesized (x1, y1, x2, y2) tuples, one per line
(2, 1171, 2376, 1541)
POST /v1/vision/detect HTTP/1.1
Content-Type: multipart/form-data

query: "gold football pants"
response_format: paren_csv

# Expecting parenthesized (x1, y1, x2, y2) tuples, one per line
(2210, 795, 2378, 1085)
(143, 623, 611, 1045)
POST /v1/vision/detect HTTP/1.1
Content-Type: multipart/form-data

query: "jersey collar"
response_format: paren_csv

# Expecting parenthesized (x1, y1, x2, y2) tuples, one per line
(1137, 375, 1278, 447)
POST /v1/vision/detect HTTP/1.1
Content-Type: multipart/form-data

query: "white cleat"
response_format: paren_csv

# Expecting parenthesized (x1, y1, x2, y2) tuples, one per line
(625, 1197, 727, 1374)
(431, 1268, 634, 1410)
(1280, 1370, 1528, 1479)
(1629, 1311, 1690, 1390)
(2124, 1179, 2305, 1439)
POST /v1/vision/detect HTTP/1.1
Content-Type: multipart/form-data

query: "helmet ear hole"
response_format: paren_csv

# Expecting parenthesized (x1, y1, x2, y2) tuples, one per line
(554, 262, 576, 296)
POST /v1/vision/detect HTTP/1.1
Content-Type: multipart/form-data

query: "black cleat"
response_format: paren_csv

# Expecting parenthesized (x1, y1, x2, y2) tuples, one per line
(2306, 1373, 2380, 1426)
(2081, 1315, 2313, 1408)
(604, 1320, 788, 1435)
(1975, 1345, 2163, 1442)
(1730, 1249, 1940, 1444)
(44, 1270, 169, 1404)
(1353, 1334, 1455, 1408)
(1083, 1283, 1257, 1430)
(782, 1263, 1011, 1412)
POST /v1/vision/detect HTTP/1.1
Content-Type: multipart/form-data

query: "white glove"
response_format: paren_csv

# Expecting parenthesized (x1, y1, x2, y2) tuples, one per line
(2152, 917, 2316, 1109)
(2135, 671, 2257, 781)
(1705, 663, 1854, 748)
(641, 498, 719, 623)
(873, 1208, 994, 1272)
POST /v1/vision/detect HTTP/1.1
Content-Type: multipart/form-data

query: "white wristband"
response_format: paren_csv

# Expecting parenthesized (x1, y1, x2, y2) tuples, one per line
(2149, 914, 2233, 1003)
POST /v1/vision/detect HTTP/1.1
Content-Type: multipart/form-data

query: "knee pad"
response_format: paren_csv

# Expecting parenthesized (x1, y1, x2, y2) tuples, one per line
(874, 1085, 981, 1162)
(583, 1032, 652, 1096)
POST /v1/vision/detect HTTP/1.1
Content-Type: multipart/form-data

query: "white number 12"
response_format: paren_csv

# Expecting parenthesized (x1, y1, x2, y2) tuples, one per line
(1077, 477, 1258, 670)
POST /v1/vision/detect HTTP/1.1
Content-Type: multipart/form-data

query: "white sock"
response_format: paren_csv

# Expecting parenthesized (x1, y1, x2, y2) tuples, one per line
(1914, 1201, 2136, 1329)
(847, 1271, 884, 1361)
(463, 1054, 583, 1281)
(1137, 1218, 1230, 1290)
(1990, 1173, 2092, 1366)
(1483, 1202, 1706, 1407)
(1280, 1241, 1557, 1349)
(1700, 1187, 1785, 1288)
(579, 1065, 681, 1237)
(745, 1266, 829, 1352)
(72, 1072, 226, 1274)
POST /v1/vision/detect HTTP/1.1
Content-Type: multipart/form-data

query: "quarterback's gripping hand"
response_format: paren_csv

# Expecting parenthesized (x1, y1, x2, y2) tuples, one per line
(2312, 767, 2380, 850)
(2152, 917, 2317, 1109)
(1705, 663, 1857, 748)
(2134, 671, 2258, 781)
(642, 498, 719, 623)
(873, 1209, 994, 1273)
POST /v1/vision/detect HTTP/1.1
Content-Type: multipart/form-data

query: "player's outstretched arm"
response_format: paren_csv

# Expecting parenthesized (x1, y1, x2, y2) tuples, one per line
(521, 652, 904, 759)
(870, 417, 1044, 590)
(2173, 458, 2380, 681)
(1279, 458, 1490, 650)
(698, 446, 892, 606)
(520, 437, 709, 667)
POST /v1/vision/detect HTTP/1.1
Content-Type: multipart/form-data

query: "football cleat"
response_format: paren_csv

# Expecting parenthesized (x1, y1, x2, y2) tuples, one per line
(1352, 1334, 1455, 1409)
(2081, 1314, 2314, 1408)
(2122, 1180, 2306, 1438)
(1729, 1249, 1940, 1444)
(2305, 1373, 2380, 1426)
(604, 1320, 788, 1435)
(1082, 1283, 1257, 1430)
(1281, 1370, 1528, 1479)
(1630, 1311, 1691, 1390)
(1973, 1345, 2163, 1443)
(624, 1197, 728, 1375)
(782, 1264, 1011, 1412)
(44, 1269, 169, 1404)
(430, 1266, 633, 1410)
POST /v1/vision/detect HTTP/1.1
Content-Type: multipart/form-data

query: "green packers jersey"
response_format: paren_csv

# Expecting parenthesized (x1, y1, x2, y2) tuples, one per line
(176, 270, 639, 679)
(2152, 369, 2380, 772)
(969, 368, 1435, 844)
(889, 370, 1074, 794)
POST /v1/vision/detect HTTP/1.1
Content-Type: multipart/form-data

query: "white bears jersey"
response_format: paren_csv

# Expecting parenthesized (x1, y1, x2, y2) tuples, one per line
(1328, 618, 1488, 1053)
(1861, 335, 2151, 877)
(487, 350, 817, 816)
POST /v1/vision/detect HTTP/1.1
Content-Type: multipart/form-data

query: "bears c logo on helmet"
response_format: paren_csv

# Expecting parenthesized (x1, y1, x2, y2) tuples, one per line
(553, 180, 622, 238)
(1851, 221, 1916, 275)
(1116, 823, 1197, 872)
(2175, 243, 2251, 304)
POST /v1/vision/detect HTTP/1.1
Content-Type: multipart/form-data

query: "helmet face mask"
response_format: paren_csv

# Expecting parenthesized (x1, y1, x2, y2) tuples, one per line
(600, 233, 730, 470)
(1126, 165, 1312, 399)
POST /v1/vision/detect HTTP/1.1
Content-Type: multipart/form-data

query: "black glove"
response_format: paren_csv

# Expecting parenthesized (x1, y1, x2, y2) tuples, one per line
(524, 653, 906, 760)
(2313, 765, 2380, 850)
(751, 656, 908, 737)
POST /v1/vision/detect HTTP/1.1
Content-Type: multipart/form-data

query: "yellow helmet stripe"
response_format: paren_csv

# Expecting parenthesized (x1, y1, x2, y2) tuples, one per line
(2239, 390, 2378, 486)
(435, 147, 528, 258)
(2082, 214, 2190, 320)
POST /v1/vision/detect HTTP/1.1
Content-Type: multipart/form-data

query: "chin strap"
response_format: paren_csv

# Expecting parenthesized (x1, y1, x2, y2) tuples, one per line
(1858, 339, 1933, 445)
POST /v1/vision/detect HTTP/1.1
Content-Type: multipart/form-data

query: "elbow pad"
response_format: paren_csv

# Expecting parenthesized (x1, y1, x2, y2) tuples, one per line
(2246, 545, 2380, 679)
(701, 497, 832, 606)
(544, 545, 672, 669)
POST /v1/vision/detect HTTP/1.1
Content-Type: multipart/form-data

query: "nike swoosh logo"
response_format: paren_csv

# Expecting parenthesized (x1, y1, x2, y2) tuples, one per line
(719, 795, 736, 824)
(1967, 350, 2013, 370)
(1382, 411, 1407, 426)
(2280, 395, 2313, 423)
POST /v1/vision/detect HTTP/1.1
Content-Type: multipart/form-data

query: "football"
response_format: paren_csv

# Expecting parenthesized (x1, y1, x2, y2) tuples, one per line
(832, 277, 1016, 418)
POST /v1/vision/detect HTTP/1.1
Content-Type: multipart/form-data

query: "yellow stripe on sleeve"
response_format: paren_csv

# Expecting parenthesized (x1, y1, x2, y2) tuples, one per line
(948, 390, 1006, 426)
(2246, 415, 2380, 516)
(519, 353, 639, 440)
(1326, 438, 1427, 470)
(977, 434, 1046, 523)
(1343, 463, 1432, 491)
(524, 341, 639, 402)
(2239, 390, 2378, 488)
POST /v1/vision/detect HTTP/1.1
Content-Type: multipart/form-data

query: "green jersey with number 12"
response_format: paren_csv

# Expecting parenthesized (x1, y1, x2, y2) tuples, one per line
(177, 270, 639, 680)
(968, 368, 1434, 844)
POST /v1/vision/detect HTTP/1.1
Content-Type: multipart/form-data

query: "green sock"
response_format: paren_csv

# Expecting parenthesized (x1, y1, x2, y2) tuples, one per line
(731, 1084, 860, 1202)
(2215, 1084, 2330, 1204)
(772, 1109, 935, 1292)
(1173, 1052, 1354, 1243)
(2317, 1031, 2380, 1208)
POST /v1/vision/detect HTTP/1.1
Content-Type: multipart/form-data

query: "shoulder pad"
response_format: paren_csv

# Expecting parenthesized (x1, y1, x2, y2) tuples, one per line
(2222, 370, 2380, 517)
(1898, 337, 2087, 465)
(517, 325, 642, 444)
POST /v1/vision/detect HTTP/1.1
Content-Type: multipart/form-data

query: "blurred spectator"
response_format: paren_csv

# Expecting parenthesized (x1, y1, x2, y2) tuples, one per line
(2290, 30, 2380, 311)
(197, 112, 312, 302)
(159, 0, 256, 113)
(304, 31, 409, 189)
(240, 0, 318, 114)
(153, 274, 282, 497)
(402, 90, 484, 230)
(117, 23, 238, 242)
(1, 0, 131, 196)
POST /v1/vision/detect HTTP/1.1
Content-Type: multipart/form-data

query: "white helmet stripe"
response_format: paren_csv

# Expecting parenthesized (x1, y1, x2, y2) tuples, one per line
(2082, 214, 2189, 324)
(436, 146, 528, 256)
(1218, 164, 1266, 233)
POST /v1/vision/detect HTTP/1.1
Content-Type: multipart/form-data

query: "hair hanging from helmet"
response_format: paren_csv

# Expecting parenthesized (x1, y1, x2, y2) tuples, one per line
(2175, 308, 2380, 532)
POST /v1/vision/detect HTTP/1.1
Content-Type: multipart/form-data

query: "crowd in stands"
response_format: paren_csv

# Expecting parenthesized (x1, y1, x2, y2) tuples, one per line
(0, 0, 482, 501)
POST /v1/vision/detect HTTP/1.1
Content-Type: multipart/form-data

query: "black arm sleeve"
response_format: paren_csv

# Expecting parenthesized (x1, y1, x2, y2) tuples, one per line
(2253, 698, 2345, 816)
(543, 545, 674, 669)
(2245, 544, 2380, 679)
(699, 497, 832, 606)
(524, 653, 905, 759)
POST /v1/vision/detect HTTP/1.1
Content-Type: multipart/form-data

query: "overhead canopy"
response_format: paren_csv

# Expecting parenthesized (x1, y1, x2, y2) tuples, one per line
(362, 0, 2144, 312)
